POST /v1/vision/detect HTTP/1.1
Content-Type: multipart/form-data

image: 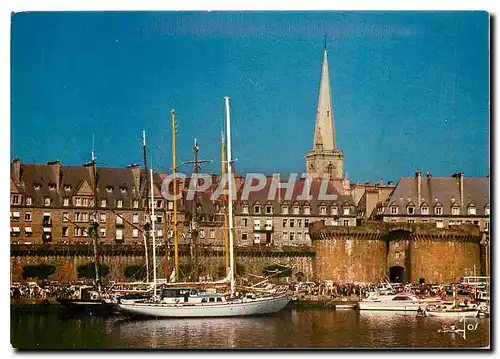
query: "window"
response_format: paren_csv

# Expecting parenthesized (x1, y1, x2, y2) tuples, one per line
(485, 207, 490, 216)
(331, 206, 338, 216)
(62, 227, 69, 237)
(422, 219, 428, 223)
(100, 228, 106, 237)
(304, 219, 309, 228)
(44, 197, 51, 206)
(132, 214, 139, 224)
(11, 226, 21, 236)
(12, 211, 20, 220)
(390, 206, 398, 214)
(304, 206, 311, 215)
(26, 197, 32, 206)
(156, 200, 163, 209)
(343, 207, 350, 215)
(290, 219, 295, 228)
(242, 204, 249, 214)
(297, 219, 302, 228)
(395, 251, 400, 259)
(210, 229, 215, 239)
(158, 229, 164, 237)
(468, 206, 476, 215)
(116, 228, 123, 240)
(253, 233, 261, 244)
(120, 187, 127, 194)
(435, 206, 443, 215)
(282, 206, 289, 215)
(82, 198, 89, 207)
(117, 200, 123, 208)
(282, 219, 287, 228)
(343, 220, 350, 226)
(241, 233, 248, 241)
(74, 197, 81, 206)
(242, 218, 248, 227)
(116, 215, 124, 225)
(436, 220, 444, 229)
(407, 206, 415, 215)
(305, 233, 310, 241)
(11, 195, 19, 204)
(297, 233, 302, 241)
(25, 227, 32, 236)
(62, 212, 68, 222)
(43, 213, 51, 225)
(199, 229, 205, 238)
(48, 183, 55, 190)
(82, 213, 89, 222)
(485, 222, 489, 232)
(320, 206, 326, 215)
(452, 206, 460, 215)
(156, 215, 163, 224)
(101, 199, 107, 208)
(34, 184, 41, 190)
(254, 219, 261, 230)
(421, 206, 429, 215)
(100, 213, 107, 223)
(133, 200, 139, 208)
(74, 227, 81, 237)
(265, 219, 273, 230)
(254, 205, 261, 214)
(106, 186, 113, 193)
(133, 229, 139, 238)
(64, 184, 72, 191)
(407, 219, 416, 224)
(167, 201, 173, 210)
(290, 233, 295, 241)
(264, 205, 272, 214)
(282, 232, 288, 241)
(293, 205, 300, 215)
(24, 212, 31, 221)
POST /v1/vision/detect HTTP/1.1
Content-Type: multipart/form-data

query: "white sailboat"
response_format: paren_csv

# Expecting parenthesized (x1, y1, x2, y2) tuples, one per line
(117, 97, 292, 318)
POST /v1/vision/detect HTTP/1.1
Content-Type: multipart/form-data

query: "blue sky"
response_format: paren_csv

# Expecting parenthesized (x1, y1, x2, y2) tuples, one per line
(11, 11, 489, 182)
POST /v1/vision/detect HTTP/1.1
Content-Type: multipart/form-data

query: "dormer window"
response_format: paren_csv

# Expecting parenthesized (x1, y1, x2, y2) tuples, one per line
(282, 205, 289, 215)
(64, 184, 72, 191)
(106, 186, 113, 193)
(468, 205, 476, 215)
(320, 206, 327, 215)
(343, 206, 350, 216)
(48, 183, 56, 190)
(304, 206, 311, 215)
(44, 197, 51, 206)
(293, 205, 300, 215)
(34, 184, 41, 190)
(435, 205, 443, 215)
(254, 205, 261, 214)
(101, 199, 107, 208)
(407, 205, 415, 215)
(63, 198, 69, 206)
(265, 205, 273, 215)
(74, 197, 82, 206)
(120, 186, 127, 194)
(242, 204, 248, 214)
(331, 206, 338, 216)
(485, 206, 490, 216)
(390, 206, 399, 215)
(421, 205, 429, 215)
(117, 199, 123, 208)
(451, 206, 460, 216)
(25, 197, 32, 206)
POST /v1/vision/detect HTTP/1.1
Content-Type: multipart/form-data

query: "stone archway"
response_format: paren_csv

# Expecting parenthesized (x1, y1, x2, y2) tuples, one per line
(389, 266, 405, 283)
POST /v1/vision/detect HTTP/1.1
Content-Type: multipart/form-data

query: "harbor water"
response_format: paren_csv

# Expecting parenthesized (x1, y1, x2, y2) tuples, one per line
(11, 306, 489, 349)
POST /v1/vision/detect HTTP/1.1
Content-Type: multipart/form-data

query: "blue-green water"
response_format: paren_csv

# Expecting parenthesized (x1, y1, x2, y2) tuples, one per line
(11, 307, 489, 349)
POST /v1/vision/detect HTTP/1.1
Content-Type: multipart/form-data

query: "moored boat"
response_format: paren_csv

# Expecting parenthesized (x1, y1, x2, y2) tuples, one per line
(425, 308, 479, 318)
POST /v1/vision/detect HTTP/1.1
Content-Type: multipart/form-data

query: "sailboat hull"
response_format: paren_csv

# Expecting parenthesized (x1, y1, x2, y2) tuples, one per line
(117, 293, 292, 318)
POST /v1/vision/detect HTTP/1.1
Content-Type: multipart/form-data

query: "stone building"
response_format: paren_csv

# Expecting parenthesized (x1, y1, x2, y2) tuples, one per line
(376, 171, 489, 234)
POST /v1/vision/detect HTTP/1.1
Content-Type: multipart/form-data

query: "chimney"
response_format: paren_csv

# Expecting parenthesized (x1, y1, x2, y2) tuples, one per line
(47, 160, 61, 190)
(458, 172, 464, 206)
(426, 172, 432, 178)
(415, 170, 422, 206)
(12, 156, 21, 184)
(127, 164, 141, 190)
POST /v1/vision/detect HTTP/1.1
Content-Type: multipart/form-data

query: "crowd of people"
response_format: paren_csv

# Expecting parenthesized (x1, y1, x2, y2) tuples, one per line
(10, 282, 87, 300)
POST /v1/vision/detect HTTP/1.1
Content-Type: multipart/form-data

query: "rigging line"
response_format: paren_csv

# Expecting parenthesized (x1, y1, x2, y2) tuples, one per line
(108, 209, 147, 234)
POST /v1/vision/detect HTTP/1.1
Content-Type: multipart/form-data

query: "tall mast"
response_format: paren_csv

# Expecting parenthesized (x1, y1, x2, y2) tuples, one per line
(221, 131, 230, 276)
(142, 131, 150, 283)
(150, 169, 157, 297)
(91, 150, 101, 293)
(224, 96, 235, 296)
(171, 109, 179, 282)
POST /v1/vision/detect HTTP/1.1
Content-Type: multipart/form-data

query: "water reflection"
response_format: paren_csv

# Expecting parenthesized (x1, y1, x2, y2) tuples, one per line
(11, 308, 489, 349)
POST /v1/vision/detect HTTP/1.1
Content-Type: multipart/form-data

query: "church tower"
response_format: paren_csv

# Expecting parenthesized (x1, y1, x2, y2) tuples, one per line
(306, 45, 344, 179)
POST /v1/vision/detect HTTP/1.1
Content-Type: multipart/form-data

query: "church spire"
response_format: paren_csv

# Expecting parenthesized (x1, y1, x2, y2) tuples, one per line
(313, 45, 336, 151)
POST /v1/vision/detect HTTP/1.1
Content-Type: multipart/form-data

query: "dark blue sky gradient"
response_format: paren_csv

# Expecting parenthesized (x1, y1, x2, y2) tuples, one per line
(11, 11, 489, 182)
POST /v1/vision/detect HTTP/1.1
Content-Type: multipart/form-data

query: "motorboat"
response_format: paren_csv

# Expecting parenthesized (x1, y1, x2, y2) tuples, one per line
(425, 307, 479, 318)
(358, 292, 429, 311)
